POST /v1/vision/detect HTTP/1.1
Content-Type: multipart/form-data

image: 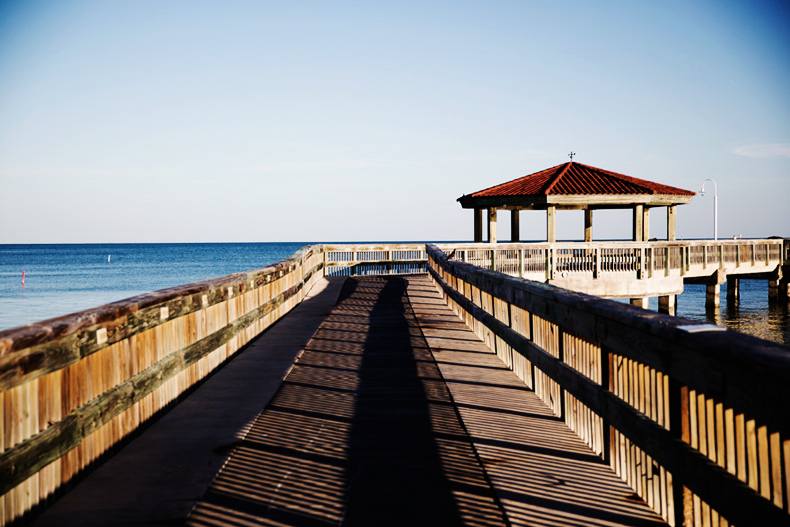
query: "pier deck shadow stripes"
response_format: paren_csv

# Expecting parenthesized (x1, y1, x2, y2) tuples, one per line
(187, 276, 507, 527)
(405, 276, 666, 526)
(188, 275, 665, 526)
(29, 275, 667, 527)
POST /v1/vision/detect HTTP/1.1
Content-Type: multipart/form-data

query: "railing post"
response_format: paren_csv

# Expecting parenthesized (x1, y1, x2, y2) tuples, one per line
(594, 248, 601, 279)
(718, 244, 724, 269)
(601, 347, 612, 466)
(518, 249, 524, 278)
(680, 247, 686, 277)
(669, 380, 692, 526)
(638, 247, 645, 279)
(665, 247, 670, 277)
(702, 245, 707, 270)
(558, 328, 566, 421)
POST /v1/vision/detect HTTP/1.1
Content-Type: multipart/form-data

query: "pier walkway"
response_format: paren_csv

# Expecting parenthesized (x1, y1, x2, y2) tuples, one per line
(31, 276, 664, 526)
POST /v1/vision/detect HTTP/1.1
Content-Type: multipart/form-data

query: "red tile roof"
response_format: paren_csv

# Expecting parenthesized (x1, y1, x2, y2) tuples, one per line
(464, 162, 696, 198)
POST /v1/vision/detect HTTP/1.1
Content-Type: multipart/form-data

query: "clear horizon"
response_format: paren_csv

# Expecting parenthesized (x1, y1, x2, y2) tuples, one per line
(1, 1, 788, 244)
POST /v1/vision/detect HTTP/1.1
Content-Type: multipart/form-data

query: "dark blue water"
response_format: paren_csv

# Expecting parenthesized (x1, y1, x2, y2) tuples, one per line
(1, 243, 788, 346)
(645, 282, 790, 346)
(0, 243, 307, 331)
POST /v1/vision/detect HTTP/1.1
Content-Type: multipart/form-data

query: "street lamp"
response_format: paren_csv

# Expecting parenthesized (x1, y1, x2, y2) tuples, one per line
(699, 178, 718, 240)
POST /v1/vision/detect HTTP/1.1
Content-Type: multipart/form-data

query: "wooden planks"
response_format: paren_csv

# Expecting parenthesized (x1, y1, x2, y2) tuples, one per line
(426, 244, 790, 527)
(187, 276, 508, 527)
(405, 275, 667, 526)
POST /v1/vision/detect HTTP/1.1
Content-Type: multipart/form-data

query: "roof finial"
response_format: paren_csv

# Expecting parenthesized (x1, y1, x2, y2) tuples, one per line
(568, 151, 576, 161)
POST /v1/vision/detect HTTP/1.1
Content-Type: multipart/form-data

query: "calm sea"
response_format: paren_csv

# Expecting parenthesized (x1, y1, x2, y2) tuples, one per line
(0, 243, 307, 331)
(1, 243, 788, 346)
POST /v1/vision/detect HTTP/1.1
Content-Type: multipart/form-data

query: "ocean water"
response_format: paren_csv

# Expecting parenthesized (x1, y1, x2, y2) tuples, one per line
(645, 281, 789, 347)
(0, 243, 308, 331)
(1, 243, 788, 346)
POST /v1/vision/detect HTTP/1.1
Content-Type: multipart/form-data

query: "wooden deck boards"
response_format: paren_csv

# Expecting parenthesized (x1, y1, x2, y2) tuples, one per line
(187, 276, 508, 527)
(405, 275, 667, 526)
(30, 274, 668, 527)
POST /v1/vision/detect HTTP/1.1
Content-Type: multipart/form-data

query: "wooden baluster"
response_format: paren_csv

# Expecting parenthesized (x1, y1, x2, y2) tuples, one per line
(669, 380, 693, 526)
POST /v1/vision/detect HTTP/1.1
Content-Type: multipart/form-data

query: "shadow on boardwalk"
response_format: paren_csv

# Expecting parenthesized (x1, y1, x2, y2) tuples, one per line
(187, 277, 507, 526)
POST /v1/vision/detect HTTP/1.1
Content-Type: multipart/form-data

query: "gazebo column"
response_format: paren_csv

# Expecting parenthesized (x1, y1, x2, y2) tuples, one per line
(547, 206, 557, 243)
(584, 209, 593, 242)
(510, 210, 520, 242)
(633, 205, 644, 242)
(643, 207, 651, 241)
(488, 208, 497, 244)
(667, 205, 677, 241)
(473, 208, 483, 242)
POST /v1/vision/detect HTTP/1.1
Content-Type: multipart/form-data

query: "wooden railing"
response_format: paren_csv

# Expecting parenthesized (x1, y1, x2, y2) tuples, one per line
(323, 243, 427, 276)
(425, 244, 790, 527)
(0, 246, 325, 526)
(320, 239, 785, 286)
(444, 239, 784, 282)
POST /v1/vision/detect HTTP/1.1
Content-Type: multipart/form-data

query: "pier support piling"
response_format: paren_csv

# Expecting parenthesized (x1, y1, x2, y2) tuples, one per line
(658, 295, 676, 315)
(630, 297, 649, 309)
(727, 277, 739, 302)
(706, 284, 721, 308)
(777, 277, 790, 303)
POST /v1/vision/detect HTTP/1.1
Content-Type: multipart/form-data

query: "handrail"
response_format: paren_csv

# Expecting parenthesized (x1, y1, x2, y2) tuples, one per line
(438, 239, 784, 281)
(323, 243, 427, 276)
(425, 243, 790, 526)
(0, 245, 326, 525)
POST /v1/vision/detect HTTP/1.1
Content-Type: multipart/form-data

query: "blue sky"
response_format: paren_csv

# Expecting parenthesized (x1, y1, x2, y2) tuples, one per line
(1, 0, 788, 243)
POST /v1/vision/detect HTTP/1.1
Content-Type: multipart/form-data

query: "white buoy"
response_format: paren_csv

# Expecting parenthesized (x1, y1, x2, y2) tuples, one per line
(108, 254, 111, 263)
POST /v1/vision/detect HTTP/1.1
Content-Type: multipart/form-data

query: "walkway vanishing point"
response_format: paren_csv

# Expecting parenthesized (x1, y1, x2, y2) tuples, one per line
(2, 244, 789, 527)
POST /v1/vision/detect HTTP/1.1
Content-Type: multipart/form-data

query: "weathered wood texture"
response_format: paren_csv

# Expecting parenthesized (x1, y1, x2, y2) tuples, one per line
(187, 276, 509, 527)
(425, 244, 790, 527)
(406, 275, 667, 526)
(0, 246, 326, 526)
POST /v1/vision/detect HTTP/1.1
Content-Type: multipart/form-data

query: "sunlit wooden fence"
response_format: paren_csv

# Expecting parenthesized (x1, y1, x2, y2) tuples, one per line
(0, 246, 325, 526)
(425, 243, 790, 526)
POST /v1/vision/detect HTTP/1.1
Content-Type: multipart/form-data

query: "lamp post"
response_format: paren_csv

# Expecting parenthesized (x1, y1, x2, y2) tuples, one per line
(700, 178, 718, 240)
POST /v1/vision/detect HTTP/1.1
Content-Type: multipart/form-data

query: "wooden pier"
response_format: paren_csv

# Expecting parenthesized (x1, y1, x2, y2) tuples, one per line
(325, 238, 790, 313)
(1, 243, 789, 526)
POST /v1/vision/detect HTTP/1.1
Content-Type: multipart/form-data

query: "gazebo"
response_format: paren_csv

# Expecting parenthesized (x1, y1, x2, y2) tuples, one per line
(457, 161, 695, 243)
